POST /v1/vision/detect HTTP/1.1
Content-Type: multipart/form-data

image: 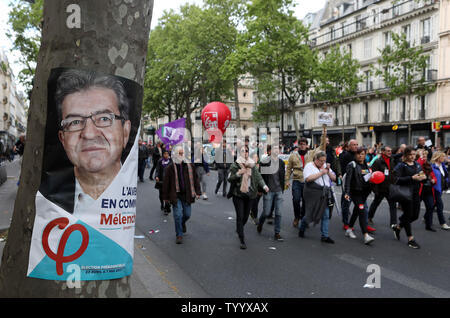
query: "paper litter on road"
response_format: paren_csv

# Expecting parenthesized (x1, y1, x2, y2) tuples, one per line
(268, 247, 276, 250)
(149, 230, 160, 234)
(134, 235, 145, 239)
(227, 217, 234, 220)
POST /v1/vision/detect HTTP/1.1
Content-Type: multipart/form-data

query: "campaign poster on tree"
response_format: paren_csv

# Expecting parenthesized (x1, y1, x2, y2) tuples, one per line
(27, 68, 142, 281)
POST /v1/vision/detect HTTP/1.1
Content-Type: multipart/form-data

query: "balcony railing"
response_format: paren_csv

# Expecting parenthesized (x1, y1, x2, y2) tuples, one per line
(310, 0, 435, 47)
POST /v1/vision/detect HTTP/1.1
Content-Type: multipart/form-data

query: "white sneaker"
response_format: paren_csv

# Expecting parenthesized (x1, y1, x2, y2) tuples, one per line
(202, 194, 208, 200)
(364, 234, 375, 245)
(345, 229, 357, 239)
(441, 224, 450, 230)
(446, 190, 450, 194)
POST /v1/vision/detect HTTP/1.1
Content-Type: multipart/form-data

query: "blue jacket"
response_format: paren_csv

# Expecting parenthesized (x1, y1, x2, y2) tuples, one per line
(431, 163, 449, 193)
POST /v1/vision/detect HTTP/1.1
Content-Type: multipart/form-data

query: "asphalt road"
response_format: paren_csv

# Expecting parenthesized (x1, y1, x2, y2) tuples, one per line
(135, 168, 450, 298)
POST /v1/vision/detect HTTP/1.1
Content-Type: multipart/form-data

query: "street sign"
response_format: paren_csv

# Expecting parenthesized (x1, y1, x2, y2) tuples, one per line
(317, 112, 333, 126)
(392, 125, 398, 131)
(432, 122, 441, 132)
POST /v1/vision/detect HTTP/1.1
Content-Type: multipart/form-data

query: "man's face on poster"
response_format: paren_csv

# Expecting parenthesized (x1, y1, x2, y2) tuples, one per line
(58, 87, 131, 176)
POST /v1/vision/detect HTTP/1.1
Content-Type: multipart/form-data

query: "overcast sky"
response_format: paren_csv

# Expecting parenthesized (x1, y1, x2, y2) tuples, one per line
(0, 0, 327, 94)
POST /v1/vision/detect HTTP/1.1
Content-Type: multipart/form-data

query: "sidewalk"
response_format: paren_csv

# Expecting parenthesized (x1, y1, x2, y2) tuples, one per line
(0, 160, 206, 298)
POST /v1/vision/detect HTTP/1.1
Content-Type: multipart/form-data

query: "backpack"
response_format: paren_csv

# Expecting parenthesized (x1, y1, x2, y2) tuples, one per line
(341, 161, 356, 187)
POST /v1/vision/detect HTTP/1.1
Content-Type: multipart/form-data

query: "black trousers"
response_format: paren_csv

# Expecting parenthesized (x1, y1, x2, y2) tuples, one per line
(368, 191, 398, 226)
(398, 195, 421, 237)
(349, 191, 370, 234)
(232, 196, 252, 242)
(215, 168, 228, 195)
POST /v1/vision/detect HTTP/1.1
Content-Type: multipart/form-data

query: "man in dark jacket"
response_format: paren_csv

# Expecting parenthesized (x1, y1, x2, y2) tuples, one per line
(138, 140, 149, 182)
(215, 141, 233, 197)
(163, 146, 201, 244)
(257, 145, 286, 241)
(339, 139, 358, 230)
(368, 146, 398, 228)
(150, 142, 162, 180)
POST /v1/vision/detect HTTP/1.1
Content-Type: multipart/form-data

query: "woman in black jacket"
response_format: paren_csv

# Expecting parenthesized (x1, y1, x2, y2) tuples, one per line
(392, 146, 426, 249)
(344, 147, 374, 245)
(155, 150, 172, 215)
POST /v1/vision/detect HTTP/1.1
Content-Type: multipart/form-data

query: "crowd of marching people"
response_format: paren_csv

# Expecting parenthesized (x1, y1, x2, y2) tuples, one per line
(140, 134, 450, 250)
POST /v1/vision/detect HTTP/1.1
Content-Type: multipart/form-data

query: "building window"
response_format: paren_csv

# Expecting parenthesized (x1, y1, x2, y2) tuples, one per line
(363, 102, 369, 123)
(402, 24, 411, 44)
(383, 31, 391, 48)
(364, 38, 372, 59)
(422, 18, 431, 44)
(383, 100, 390, 121)
(347, 104, 351, 124)
(419, 96, 426, 119)
(401, 98, 406, 120)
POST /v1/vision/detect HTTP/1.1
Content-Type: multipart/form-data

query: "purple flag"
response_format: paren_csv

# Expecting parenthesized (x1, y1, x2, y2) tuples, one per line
(156, 118, 186, 147)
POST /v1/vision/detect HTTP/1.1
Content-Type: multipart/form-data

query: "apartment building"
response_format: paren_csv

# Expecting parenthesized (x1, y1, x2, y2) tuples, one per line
(0, 50, 28, 153)
(286, 0, 444, 148)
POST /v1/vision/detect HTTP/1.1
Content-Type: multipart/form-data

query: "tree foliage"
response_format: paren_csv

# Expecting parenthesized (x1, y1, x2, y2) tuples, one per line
(7, 0, 43, 95)
(312, 45, 362, 107)
(373, 32, 436, 101)
(143, 4, 237, 132)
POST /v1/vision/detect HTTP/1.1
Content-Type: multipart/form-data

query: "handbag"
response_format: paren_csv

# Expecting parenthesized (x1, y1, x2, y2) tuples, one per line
(388, 183, 412, 202)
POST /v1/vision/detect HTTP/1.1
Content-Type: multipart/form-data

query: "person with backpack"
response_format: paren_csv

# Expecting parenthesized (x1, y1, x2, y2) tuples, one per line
(392, 146, 425, 249)
(343, 147, 375, 245)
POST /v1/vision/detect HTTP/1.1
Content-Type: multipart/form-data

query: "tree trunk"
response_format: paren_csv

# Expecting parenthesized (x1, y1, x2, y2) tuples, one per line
(0, 0, 153, 297)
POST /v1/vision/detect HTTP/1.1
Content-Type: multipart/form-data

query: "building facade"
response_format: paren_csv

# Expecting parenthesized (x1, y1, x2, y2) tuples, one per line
(285, 0, 445, 148)
(0, 50, 28, 155)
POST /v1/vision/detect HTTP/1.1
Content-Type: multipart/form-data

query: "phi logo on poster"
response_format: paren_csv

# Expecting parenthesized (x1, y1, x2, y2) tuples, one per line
(42, 217, 89, 276)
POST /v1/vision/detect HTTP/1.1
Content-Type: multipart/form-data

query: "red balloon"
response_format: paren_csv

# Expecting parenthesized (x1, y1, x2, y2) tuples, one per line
(201, 102, 231, 143)
(370, 171, 385, 184)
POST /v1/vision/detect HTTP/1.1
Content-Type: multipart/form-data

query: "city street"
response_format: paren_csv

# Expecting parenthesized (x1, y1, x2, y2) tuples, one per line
(135, 166, 450, 298)
(2, 161, 450, 298)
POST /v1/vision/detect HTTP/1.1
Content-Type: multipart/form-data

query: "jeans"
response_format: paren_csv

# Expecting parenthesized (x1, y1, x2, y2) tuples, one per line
(215, 168, 228, 195)
(138, 159, 147, 181)
(172, 199, 191, 237)
(259, 191, 283, 234)
(299, 207, 330, 238)
(368, 192, 398, 226)
(196, 166, 207, 193)
(341, 193, 351, 225)
(250, 195, 262, 220)
(292, 181, 304, 220)
(423, 191, 445, 227)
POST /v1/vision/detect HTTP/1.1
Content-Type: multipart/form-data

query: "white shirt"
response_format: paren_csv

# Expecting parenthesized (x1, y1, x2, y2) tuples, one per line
(439, 164, 445, 176)
(74, 178, 97, 218)
(303, 162, 335, 187)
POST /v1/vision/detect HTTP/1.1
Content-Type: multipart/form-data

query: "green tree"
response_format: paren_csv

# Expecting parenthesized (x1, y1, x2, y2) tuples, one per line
(143, 4, 236, 135)
(313, 45, 362, 108)
(373, 32, 436, 143)
(6, 0, 43, 95)
(234, 0, 316, 140)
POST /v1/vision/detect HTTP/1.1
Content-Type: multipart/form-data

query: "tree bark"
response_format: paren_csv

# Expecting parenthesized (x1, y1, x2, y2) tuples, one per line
(0, 0, 153, 297)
